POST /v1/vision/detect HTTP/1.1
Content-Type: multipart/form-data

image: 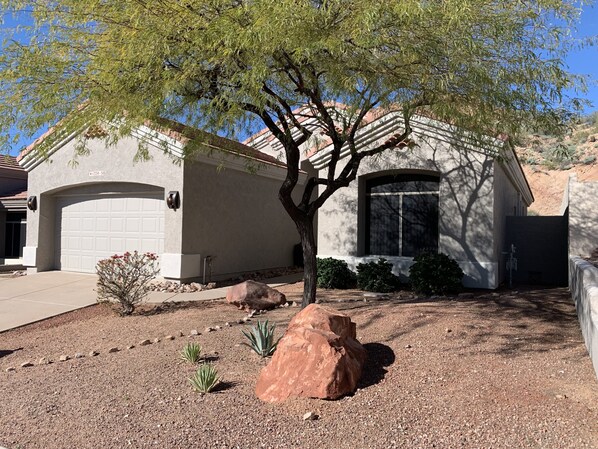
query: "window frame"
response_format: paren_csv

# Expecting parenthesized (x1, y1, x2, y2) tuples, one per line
(364, 173, 440, 258)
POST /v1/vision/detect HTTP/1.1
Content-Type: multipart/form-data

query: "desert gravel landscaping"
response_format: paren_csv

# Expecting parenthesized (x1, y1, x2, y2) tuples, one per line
(1, 283, 597, 449)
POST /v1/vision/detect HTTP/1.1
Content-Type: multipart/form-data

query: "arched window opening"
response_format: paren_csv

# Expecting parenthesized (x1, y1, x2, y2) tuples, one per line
(365, 173, 440, 257)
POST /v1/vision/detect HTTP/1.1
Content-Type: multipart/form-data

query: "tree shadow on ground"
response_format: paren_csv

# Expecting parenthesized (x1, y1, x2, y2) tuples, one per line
(0, 348, 22, 359)
(352, 286, 583, 358)
(283, 284, 586, 360)
(358, 342, 395, 389)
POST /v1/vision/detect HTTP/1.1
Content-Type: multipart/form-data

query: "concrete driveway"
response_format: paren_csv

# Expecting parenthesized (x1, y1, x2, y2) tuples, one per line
(0, 272, 97, 332)
(0, 271, 303, 332)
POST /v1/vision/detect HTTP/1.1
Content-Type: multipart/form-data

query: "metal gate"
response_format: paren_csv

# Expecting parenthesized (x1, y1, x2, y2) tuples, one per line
(505, 215, 568, 286)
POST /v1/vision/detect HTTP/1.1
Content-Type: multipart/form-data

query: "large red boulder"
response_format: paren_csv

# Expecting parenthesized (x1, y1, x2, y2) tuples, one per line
(255, 304, 366, 402)
(226, 280, 286, 311)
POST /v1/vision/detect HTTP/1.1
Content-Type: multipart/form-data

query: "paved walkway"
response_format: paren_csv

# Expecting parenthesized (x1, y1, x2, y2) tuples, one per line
(0, 271, 302, 332)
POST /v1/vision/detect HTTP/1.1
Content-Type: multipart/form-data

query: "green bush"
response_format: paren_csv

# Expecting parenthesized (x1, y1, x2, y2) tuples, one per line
(409, 252, 464, 295)
(574, 130, 591, 144)
(356, 258, 401, 293)
(545, 143, 577, 164)
(316, 257, 356, 289)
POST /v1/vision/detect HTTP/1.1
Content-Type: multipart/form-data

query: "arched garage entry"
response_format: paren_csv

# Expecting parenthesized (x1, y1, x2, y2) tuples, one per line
(54, 183, 165, 273)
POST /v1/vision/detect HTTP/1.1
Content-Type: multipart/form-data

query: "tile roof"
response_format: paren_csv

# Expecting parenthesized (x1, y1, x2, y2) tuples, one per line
(0, 155, 23, 170)
(18, 117, 287, 169)
(0, 187, 27, 201)
(154, 118, 286, 168)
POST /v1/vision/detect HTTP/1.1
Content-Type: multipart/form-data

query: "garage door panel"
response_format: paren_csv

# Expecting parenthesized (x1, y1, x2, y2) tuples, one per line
(96, 199, 110, 212)
(81, 237, 94, 251)
(109, 237, 126, 253)
(126, 200, 142, 212)
(111, 198, 126, 212)
(96, 237, 109, 251)
(96, 218, 109, 232)
(56, 192, 165, 273)
(81, 255, 96, 272)
(142, 218, 159, 233)
(67, 236, 80, 250)
(82, 217, 95, 231)
(125, 237, 141, 249)
(110, 217, 124, 232)
(126, 218, 140, 232)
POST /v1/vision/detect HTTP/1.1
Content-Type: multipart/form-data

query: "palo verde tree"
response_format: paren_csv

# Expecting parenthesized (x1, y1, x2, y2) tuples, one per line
(0, 0, 590, 307)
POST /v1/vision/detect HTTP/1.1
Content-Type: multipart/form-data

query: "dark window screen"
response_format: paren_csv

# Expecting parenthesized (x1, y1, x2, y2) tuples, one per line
(366, 174, 439, 257)
(368, 195, 401, 256)
(401, 194, 439, 257)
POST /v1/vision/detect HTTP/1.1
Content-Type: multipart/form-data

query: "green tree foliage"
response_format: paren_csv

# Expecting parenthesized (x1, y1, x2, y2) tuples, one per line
(0, 0, 590, 306)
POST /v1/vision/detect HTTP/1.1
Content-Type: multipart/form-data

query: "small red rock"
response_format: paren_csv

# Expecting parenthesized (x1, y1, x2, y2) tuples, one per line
(226, 280, 286, 311)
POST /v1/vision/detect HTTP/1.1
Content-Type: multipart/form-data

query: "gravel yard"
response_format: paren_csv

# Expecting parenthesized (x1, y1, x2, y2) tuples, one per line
(1, 284, 597, 449)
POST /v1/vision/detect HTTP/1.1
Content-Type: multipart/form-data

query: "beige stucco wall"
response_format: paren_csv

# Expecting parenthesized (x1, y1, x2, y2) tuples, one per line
(492, 161, 525, 282)
(568, 176, 598, 257)
(182, 160, 298, 280)
(23, 135, 184, 272)
(316, 132, 500, 288)
(22, 132, 300, 281)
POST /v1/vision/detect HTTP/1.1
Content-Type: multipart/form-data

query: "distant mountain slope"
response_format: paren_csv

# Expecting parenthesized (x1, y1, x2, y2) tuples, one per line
(516, 117, 598, 215)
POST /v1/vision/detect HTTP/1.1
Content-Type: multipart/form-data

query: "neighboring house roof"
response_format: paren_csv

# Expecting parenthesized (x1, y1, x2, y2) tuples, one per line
(153, 118, 285, 168)
(0, 187, 27, 200)
(0, 155, 22, 170)
(18, 118, 287, 172)
(0, 156, 27, 210)
(0, 186, 27, 211)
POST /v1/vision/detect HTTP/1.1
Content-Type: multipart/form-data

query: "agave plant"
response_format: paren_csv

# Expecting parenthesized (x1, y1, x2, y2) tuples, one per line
(188, 363, 220, 394)
(242, 320, 281, 357)
(180, 342, 202, 364)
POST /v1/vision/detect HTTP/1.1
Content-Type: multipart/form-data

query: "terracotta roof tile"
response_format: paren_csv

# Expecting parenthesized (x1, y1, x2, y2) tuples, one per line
(19, 117, 287, 169)
(0, 187, 27, 201)
(153, 118, 286, 168)
(0, 155, 23, 170)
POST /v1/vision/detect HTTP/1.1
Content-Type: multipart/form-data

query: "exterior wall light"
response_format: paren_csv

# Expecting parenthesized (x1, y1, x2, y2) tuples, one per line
(166, 191, 180, 210)
(27, 195, 37, 211)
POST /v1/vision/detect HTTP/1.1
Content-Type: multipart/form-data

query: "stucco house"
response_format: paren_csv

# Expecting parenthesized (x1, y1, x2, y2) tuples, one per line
(0, 156, 27, 265)
(18, 120, 302, 282)
(246, 111, 533, 289)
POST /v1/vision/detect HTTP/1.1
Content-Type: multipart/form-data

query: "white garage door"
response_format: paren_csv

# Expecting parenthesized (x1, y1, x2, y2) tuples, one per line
(56, 193, 165, 272)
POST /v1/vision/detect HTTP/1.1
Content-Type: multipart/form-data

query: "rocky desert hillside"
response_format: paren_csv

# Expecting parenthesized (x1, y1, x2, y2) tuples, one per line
(516, 113, 598, 215)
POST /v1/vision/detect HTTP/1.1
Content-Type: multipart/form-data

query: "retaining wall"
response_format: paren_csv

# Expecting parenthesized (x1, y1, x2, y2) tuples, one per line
(569, 256, 598, 379)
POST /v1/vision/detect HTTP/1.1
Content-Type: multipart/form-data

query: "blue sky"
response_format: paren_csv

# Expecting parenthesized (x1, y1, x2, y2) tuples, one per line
(2, 4, 598, 156)
(565, 4, 598, 113)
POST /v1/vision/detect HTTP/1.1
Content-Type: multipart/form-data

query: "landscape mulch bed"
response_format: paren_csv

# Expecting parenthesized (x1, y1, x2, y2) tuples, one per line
(1, 284, 597, 449)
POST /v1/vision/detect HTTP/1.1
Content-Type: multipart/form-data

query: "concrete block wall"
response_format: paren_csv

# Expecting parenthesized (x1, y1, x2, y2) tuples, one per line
(569, 256, 598, 379)
(567, 175, 598, 257)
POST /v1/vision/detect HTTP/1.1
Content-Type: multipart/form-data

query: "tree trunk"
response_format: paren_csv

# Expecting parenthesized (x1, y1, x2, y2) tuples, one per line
(296, 216, 317, 308)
